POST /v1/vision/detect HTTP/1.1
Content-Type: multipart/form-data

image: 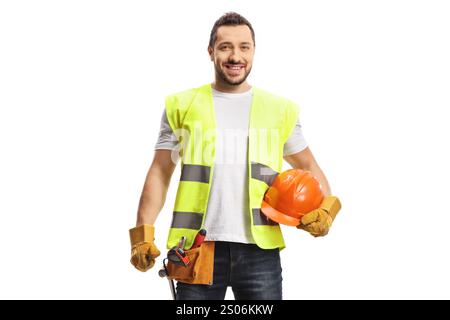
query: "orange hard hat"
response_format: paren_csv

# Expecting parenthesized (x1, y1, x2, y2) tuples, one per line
(261, 169, 324, 226)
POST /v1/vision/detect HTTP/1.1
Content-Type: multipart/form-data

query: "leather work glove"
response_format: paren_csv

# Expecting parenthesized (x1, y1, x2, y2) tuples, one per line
(129, 224, 161, 272)
(297, 196, 341, 237)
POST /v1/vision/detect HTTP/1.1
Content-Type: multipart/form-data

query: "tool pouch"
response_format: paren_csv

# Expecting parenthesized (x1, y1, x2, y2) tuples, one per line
(166, 241, 215, 285)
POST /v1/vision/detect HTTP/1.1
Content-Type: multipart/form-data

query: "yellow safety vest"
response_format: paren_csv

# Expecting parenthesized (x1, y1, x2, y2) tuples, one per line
(165, 84, 299, 250)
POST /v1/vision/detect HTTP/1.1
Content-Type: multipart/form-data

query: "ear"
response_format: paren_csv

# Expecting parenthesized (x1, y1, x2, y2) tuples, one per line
(207, 46, 214, 61)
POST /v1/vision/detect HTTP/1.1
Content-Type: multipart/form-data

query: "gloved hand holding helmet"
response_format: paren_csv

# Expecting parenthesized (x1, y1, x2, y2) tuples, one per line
(261, 169, 341, 237)
(297, 196, 341, 237)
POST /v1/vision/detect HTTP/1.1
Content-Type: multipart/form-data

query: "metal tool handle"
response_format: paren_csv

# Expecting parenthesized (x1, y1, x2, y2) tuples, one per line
(160, 258, 177, 300)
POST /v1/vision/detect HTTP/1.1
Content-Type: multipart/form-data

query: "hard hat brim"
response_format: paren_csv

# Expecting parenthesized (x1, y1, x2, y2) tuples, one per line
(261, 200, 300, 226)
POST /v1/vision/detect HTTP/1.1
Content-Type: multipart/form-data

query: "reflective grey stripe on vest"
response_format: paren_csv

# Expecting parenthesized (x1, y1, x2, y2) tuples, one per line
(171, 211, 203, 229)
(180, 164, 211, 183)
(252, 208, 279, 226)
(251, 162, 278, 186)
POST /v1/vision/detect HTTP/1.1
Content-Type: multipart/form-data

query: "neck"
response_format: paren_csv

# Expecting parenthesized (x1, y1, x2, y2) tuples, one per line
(212, 79, 251, 93)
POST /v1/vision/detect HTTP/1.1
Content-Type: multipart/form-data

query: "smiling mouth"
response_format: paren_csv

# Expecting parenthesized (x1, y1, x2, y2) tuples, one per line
(224, 64, 245, 76)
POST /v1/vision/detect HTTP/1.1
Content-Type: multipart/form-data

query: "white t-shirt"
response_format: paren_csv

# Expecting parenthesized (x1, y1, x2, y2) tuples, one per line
(155, 87, 308, 244)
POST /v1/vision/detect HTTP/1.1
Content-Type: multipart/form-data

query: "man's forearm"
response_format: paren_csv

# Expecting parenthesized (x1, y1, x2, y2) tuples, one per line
(136, 168, 171, 226)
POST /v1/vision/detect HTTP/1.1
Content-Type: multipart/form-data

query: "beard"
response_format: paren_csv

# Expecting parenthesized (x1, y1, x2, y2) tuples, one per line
(214, 63, 252, 86)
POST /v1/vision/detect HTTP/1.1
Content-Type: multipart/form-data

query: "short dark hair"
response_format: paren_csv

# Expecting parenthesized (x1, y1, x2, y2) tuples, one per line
(209, 12, 255, 48)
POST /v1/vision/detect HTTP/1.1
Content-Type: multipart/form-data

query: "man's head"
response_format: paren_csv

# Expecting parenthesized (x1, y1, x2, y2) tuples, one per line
(208, 12, 255, 87)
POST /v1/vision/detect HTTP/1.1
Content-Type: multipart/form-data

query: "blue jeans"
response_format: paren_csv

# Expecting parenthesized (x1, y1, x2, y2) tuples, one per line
(176, 241, 283, 300)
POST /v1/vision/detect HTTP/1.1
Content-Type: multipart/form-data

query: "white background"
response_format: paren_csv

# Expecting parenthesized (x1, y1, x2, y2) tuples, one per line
(1, 0, 449, 299)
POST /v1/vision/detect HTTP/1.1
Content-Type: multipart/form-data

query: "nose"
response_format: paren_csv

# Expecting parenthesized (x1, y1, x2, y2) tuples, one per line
(229, 50, 242, 63)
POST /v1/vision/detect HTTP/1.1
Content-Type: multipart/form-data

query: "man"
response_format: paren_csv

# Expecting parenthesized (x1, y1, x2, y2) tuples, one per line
(129, 12, 341, 300)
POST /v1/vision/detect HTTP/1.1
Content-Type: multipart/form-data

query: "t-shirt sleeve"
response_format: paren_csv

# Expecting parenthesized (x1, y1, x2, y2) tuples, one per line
(154, 109, 178, 150)
(283, 117, 308, 156)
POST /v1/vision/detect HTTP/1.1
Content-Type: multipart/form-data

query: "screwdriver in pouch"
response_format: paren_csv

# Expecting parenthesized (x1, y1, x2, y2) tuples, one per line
(190, 229, 207, 249)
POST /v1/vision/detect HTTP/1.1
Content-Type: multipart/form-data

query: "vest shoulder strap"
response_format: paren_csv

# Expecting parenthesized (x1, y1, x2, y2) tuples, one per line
(253, 87, 300, 141)
(165, 85, 204, 130)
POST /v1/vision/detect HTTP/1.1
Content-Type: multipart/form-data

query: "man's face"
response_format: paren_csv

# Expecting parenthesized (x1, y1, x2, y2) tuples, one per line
(209, 25, 255, 86)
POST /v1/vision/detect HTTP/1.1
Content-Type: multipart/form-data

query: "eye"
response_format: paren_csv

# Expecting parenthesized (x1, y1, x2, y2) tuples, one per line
(241, 46, 250, 50)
